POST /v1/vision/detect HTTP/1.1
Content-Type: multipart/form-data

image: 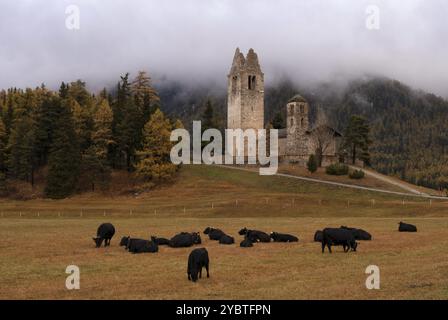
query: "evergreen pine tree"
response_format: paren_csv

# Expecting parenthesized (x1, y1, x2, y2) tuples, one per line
(343, 115, 372, 165)
(45, 98, 80, 199)
(307, 154, 318, 173)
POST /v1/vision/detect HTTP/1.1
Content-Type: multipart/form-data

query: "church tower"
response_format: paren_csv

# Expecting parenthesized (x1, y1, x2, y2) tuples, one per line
(286, 94, 311, 163)
(227, 48, 264, 131)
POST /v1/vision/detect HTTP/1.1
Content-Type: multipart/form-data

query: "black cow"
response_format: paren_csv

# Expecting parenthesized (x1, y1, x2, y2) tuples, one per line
(154, 237, 170, 245)
(321, 228, 358, 253)
(169, 232, 202, 248)
(128, 237, 159, 254)
(340, 226, 372, 240)
(187, 248, 210, 282)
(238, 228, 271, 243)
(270, 232, 298, 242)
(398, 222, 417, 232)
(203, 227, 226, 241)
(314, 230, 323, 242)
(119, 236, 129, 247)
(240, 236, 253, 247)
(219, 234, 235, 245)
(93, 223, 115, 248)
(119, 236, 143, 248)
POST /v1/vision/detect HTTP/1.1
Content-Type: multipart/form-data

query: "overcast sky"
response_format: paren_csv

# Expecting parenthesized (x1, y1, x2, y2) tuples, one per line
(1, 0, 447, 96)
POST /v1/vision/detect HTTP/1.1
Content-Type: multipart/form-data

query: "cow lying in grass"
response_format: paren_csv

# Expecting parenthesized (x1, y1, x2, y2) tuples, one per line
(238, 227, 271, 243)
(398, 221, 417, 232)
(154, 237, 170, 245)
(204, 227, 235, 244)
(128, 237, 159, 254)
(203, 227, 226, 240)
(270, 232, 298, 242)
(340, 226, 372, 240)
(321, 228, 358, 253)
(219, 234, 235, 244)
(239, 236, 253, 247)
(187, 248, 209, 282)
(169, 232, 202, 248)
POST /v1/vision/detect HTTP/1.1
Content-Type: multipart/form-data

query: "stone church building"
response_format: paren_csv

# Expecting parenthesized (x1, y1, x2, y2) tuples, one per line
(227, 48, 341, 166)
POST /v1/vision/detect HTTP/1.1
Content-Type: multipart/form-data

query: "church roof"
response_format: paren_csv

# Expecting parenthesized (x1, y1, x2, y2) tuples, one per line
(288, 94, 307, 103)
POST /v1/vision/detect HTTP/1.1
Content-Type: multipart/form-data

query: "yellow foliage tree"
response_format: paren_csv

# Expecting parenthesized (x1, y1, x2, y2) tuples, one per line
(136, 109, 177, 188)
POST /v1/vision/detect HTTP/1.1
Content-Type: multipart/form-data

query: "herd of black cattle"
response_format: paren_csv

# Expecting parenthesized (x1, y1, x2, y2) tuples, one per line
(92, 221, 417, 282)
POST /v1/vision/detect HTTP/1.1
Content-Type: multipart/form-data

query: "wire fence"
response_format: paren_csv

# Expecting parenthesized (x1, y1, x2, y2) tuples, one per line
(0, 195, 446, 219)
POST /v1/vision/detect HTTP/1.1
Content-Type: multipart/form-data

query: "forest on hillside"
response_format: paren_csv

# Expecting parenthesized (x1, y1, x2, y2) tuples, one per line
(0, 72, 181, 199)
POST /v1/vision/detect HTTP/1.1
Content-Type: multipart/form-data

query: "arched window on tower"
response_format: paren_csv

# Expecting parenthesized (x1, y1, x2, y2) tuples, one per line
(248, 75, 256, 90)
(290, 118, 294, 127)
(301, 118, 304, 127)
(300, 104, 304, 113)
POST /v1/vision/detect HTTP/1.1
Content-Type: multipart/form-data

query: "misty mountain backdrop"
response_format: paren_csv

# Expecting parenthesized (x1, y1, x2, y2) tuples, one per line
(155, 76, 448, 190)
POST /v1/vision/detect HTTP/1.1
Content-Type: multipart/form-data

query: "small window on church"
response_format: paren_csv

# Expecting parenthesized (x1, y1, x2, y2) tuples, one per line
(300, 105, 304, 113)
(290, 118, 294, 127)
(301, 118, 304, 127)
(289, 105, 294, 114)
(248, 75, 256, 90)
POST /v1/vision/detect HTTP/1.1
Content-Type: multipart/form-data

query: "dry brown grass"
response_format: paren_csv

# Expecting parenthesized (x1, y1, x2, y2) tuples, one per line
(0, 165, 447, 300)
(1, 217, 447, 300)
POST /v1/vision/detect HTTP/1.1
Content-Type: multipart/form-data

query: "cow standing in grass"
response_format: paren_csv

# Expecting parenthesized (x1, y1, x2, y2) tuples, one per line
(187, 248, 210, 282)
(321, 228, 357, 253)
(93, 223, 115, 248)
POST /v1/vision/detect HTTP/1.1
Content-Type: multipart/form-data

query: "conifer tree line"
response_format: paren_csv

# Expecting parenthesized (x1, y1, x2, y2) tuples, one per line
(0, 71, 182, 199)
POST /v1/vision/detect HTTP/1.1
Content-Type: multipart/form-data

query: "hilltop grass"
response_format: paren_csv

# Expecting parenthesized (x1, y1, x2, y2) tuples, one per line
(0, 165, 447, 299)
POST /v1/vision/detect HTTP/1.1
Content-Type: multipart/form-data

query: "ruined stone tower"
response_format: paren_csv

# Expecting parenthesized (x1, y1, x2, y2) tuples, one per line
(227, 48, 264, 131)
(286, 94, 311, 163)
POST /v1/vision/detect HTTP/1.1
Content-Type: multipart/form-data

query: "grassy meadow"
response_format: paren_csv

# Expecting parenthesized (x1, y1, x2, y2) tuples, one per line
(1, 165, 447, 299)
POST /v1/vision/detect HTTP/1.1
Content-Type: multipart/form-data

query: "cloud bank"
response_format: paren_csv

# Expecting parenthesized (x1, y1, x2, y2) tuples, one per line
(1, 0, 447, 96)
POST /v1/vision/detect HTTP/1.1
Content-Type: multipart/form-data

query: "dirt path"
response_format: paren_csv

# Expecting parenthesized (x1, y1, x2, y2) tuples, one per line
(348, 165, 426, 196)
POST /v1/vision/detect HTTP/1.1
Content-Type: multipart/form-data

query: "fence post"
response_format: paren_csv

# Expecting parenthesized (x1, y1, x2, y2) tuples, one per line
(183, 207, 186, 214)
(211, 203, 214, 209)
(235, 199, 238, 207)
(103, 210, 106, 217)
